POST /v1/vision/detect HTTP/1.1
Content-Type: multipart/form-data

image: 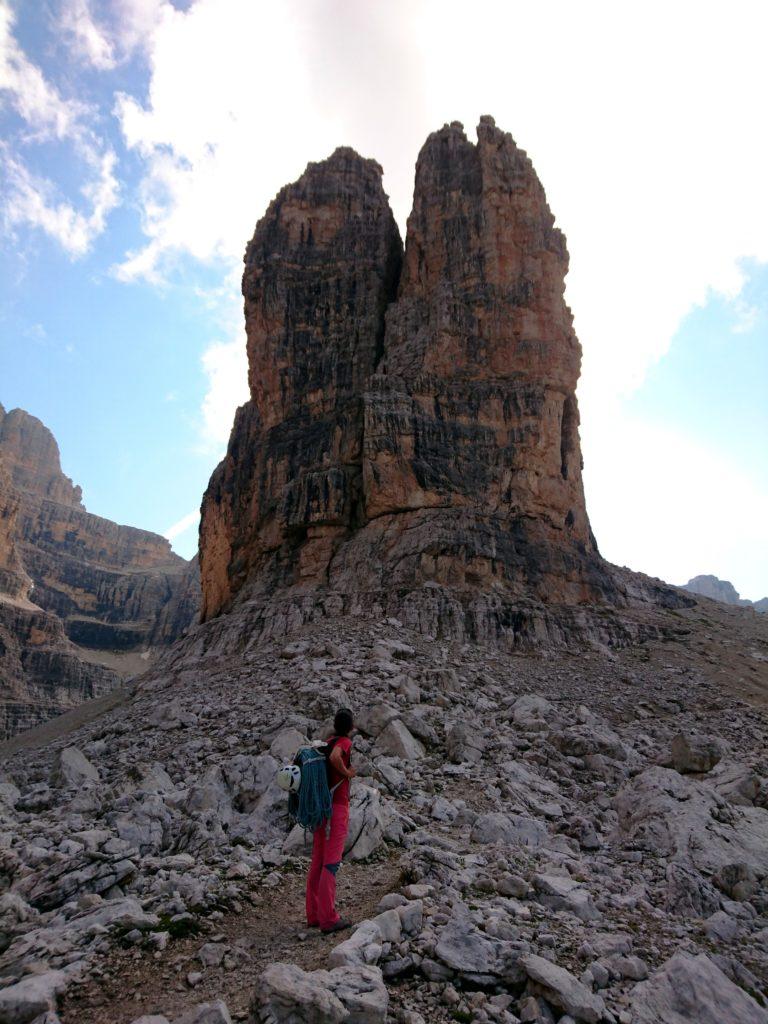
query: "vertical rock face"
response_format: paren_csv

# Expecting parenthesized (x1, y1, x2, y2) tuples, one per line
(199, 148, 402, 620)
(368, 118, 587, 527)
(0, 458, 32, 601)
(0, 452, 114, 739)
(199, 119, 622, 647)
(0, 403, 200, 737)
(346, 119, 605, 628)
(0, 404, 83, 508)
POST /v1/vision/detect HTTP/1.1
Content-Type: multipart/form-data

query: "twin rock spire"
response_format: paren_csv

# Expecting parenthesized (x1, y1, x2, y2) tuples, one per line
(199, 117, 614, 647)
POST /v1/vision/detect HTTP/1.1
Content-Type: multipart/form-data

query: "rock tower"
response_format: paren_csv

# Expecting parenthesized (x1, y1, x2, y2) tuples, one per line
(200, 118, 619, 646)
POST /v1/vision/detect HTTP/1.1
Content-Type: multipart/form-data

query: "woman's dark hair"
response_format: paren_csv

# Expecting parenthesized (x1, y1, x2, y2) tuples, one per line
(334, 708, 354, 737)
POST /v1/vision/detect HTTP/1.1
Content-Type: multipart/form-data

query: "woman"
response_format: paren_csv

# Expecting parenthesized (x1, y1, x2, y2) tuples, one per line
(305, 708, 357, 933)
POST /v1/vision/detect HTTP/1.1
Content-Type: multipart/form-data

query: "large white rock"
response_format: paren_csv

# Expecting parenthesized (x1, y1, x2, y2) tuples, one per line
(269, 728, 309, 762)
(328, 920, 383, 969)
(50, 747, 99, 788)
(630, 951, 768, 1024)
(0, 970, 66, 1024)
(502, 761, 563, 819)
(255, 962, 387, 1024)
(184, 766, 234, 824)
(396, 899, 423, 936)
(171, 1003, 232, 1024)
(614, 766, 768, 914)
(512, 694, 556, 728)
(222, 753, 278, 812)
(470, 812, 547, 848)
(135, 764, 176, 794)
(345, 786, 388, 860)
(372, 720, 424, 761)
(670, 733, 726, 774)
(532, 874, 600, 922)
(433, 904, 523, 985)
(520, 954, 606, 1024)
(355, 703, 399, 738)
(710, 761, 765, 807)
(0, 782, 20, 810)
(445, 721, 484, 764)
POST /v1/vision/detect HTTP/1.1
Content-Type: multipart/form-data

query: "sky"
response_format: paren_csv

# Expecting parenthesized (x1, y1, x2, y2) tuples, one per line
(0, 0, 766, 599)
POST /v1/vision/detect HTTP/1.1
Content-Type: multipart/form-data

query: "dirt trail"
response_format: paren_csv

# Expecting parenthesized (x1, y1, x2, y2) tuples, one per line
(59, 853, 404, 1024)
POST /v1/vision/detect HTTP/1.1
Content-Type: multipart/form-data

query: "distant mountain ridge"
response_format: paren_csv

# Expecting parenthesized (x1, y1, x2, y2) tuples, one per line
(682, 574, 767, 613)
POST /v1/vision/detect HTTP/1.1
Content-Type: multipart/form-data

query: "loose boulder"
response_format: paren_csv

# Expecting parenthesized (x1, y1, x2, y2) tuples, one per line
(0, 970, 66, 1024)
(372, 720, 424, 761)
(670, 733, 726, 774)
(50, 747, 99, 788)
(445, 721, 484, 764)
(470, 812, 547, 848)
(269, 728, 308, 762)
(254, 962, 387, 1024)
(630, 951, 768, 1024)
(519, 954, 606, 1024)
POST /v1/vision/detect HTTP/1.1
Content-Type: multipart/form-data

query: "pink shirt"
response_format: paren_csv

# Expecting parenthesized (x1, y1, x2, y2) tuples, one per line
(328, 735, 352, 804)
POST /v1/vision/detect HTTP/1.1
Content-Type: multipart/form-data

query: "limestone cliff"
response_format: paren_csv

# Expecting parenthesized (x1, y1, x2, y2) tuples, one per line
(0, 402, 200, 737)
(0, 404, 199, 652)
(199, 118, 680, 648)
(200, 148, 402, 620)
(682, 574, 767, 613)
(0, 458, 31, 600)
(343, 117, 614, 638)
(0, 451, 115, 738)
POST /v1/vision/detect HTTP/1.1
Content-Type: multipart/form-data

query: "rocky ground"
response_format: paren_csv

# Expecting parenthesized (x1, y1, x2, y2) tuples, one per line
(0, 593, 767, 1024)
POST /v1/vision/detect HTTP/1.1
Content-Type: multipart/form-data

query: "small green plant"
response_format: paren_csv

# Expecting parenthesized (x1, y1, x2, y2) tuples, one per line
(155, 913, 202, 940)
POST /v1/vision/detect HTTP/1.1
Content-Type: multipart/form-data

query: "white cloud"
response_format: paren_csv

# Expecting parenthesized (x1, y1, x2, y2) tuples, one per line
(60, 0, 116, 70)
(409, 0, 768, 406)
(164, 508, 199, 542)
(731, 299, 760, 335)
(111, 0, 169, 56)
(200, 332, 249, 450)
(0, 1, 86, 137)
(112, 0, 344, 279)
(0, 1, 119, 254)
(2, 147, 119, 257)
(583, 409, 768, 602)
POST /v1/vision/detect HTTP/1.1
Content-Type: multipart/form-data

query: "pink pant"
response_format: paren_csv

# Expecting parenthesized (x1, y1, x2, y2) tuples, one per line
(306, 800, 350, 929)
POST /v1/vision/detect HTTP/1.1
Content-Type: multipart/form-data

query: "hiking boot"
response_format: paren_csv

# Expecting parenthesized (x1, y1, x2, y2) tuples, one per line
(321, 919, 352, 934)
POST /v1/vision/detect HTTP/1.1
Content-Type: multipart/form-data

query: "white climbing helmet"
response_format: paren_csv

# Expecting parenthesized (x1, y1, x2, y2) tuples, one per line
(277, 764, 301, 793)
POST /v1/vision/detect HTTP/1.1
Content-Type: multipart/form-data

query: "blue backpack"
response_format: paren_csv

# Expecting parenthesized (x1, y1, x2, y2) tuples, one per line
(287, 738, 341, 831)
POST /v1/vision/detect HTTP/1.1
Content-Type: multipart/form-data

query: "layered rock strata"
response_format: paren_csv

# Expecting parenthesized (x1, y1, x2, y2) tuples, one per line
(0, 454, 114, 738)
(200, 147, 402, 619)
(199, 118, 665, 647)
(0, 403, 200, 736)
